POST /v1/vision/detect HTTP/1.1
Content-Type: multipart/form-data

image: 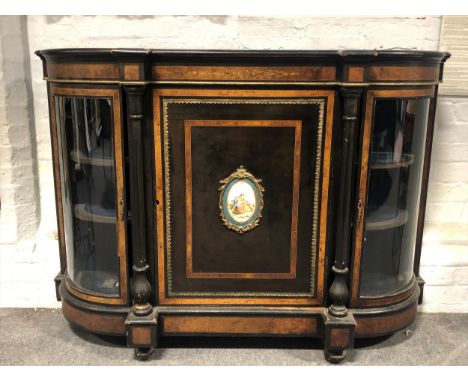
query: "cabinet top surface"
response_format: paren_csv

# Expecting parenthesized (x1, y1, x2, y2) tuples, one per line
(36, 48, 450, 62)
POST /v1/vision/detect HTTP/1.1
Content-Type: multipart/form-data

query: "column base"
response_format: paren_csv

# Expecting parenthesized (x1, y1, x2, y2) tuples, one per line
(322, 310, 356, 363)
(125, 309, 159, 354)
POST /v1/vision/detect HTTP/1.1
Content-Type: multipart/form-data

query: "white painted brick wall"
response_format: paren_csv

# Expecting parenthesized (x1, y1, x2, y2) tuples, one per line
(1, 15, 466, 311)
(420, 95, 468, 313)
(0, 16, 39, 244)
(0, 15, 45, 307)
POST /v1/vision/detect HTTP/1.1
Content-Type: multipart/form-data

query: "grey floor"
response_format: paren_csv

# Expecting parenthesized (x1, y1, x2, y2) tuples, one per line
(0, 308, 467, 365)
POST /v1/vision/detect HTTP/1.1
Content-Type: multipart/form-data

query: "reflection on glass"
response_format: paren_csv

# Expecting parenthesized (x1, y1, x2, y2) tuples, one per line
(360, 98, 430, 297)
(55, 96, 119, 296)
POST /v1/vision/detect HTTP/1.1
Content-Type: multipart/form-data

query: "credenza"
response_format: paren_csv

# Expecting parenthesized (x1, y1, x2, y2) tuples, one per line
(36, 48, 450, 362)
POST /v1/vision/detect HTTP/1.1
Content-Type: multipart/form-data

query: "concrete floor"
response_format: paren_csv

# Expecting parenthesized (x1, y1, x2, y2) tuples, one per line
(0, 308, 466, 365)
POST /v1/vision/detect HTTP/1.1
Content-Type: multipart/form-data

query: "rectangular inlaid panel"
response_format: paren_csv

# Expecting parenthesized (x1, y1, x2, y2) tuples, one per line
(368, 65, 439, 82)
(152, 65, 336, 82)
(355, 304, 417, 337)
(153, 89, 334, 305)
(184, 120, 302, 280)
(348, 66, 365, 82)
(329, 328, 352, 349)
(130, 327, 153, 346)
(47, 63, 120, 80)
(62, 301, 126, 335)
(162, 315, 318, 336)
(122, 64, 141, 81)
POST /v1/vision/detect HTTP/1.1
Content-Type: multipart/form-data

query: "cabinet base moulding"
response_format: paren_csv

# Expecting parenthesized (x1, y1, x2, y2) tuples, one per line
(58, 280, 420, 356)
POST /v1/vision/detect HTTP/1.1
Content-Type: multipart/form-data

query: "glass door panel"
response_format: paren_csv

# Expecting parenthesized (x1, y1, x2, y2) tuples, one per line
(359, 98, 430, 297)
(54, 90, 126, 302)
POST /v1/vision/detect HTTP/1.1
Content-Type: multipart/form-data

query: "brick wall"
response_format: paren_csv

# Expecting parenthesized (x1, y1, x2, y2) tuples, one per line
(0, 16, 46, 307)
(0, 15, 466, 310)
(0, 16, 39, 244)
(420, 96, 468, 312)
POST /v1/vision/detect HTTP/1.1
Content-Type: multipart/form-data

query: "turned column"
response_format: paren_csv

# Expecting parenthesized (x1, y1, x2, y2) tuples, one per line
(323, 87, 362, 363)
(124, 86, 158, 359)
(125, 86, 152, 315)
(329, 87, 363, 316)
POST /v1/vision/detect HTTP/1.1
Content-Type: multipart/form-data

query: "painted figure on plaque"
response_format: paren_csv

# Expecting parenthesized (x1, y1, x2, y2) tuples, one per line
(219, 166, 264, 234)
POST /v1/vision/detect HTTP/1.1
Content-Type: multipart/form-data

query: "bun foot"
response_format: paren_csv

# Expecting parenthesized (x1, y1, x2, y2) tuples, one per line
(135, 347, 155, 361)
(325, 349, 347, 363)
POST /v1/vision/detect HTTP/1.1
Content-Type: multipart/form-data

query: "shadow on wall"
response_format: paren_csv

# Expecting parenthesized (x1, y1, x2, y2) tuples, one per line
(44, 15, 230, 25)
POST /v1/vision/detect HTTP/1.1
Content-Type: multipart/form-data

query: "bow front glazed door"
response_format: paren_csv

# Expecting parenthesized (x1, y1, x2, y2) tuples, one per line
(153, 89, 334, 305)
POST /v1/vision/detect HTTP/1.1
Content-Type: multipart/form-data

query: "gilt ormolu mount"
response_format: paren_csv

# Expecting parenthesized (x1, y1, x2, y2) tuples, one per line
(218, 165, 265, 234)
(36, 48, 450, 362)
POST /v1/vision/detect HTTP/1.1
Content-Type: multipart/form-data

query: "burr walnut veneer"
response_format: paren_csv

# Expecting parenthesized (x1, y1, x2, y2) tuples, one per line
(36, 49, 450, 362)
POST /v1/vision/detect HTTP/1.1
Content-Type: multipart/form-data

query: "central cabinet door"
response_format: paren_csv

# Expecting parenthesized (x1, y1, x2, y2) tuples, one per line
(153, 89, 334, 305)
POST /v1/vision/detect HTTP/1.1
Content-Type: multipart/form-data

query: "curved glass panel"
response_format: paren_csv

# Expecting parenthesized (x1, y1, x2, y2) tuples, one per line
(360, 98, 430, 297)
(55, 96, 119, 296)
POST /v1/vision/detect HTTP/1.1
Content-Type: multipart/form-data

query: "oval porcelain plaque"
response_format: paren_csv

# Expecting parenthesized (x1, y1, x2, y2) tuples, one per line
(219, 166, 264, 234)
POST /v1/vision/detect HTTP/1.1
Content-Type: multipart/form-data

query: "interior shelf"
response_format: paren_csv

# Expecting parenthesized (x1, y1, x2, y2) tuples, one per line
(359, 271, 410, 298)
(366, 207, 408, 231)
(73, 270, 120, 296)
(74, 203, 116, 224)
(370, 152, 414, 169)
(70, 150, 113, 167)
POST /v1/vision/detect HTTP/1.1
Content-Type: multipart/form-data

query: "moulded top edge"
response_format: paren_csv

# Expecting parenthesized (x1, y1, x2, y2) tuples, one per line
(35, 48, 451, 62)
